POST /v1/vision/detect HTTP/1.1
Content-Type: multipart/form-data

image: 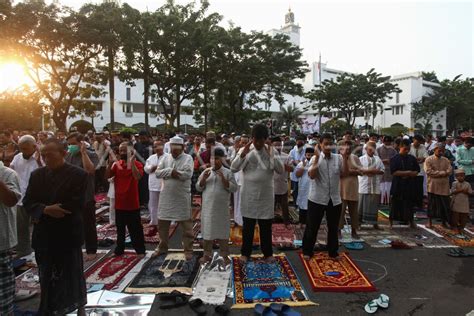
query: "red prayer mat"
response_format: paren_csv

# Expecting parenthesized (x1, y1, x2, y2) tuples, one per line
(95, 193, 108, 204)
(97, 223, 126, 241)
(272, 224, 296, 248)
(230, 225, 260, 246)
(431, 224, 474, 247)
(299, 252, 376, 292)
(143, 222, 178, 243)
(85, 252, 142, 290)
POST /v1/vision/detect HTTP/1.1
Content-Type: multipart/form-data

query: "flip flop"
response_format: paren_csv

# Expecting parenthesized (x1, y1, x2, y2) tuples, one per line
(447, 248, 474, 257)
(215, 304, 230, 315)
(189, 298, 207, 315)
(364, 300, 379, 314)
(375, 293, 390, 308)
(255, 303, 277, 316)
(343, 242, 364, 250)
(269, 303, 301, 316)
(159, 295, 188, 309)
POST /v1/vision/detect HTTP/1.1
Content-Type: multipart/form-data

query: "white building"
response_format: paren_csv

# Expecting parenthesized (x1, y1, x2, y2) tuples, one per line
(67, 8, 446, 136)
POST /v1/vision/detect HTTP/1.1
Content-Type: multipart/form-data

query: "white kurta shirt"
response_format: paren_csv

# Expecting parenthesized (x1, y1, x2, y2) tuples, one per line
(144, 153, 168, 192)
(296, 161, 310, 210)
(10, 153, 41, 206)
(231, 145, 284, 219)
(196, 167, 237, 240)
(358, 154, 385, 194)
(155, 152, 193, 221)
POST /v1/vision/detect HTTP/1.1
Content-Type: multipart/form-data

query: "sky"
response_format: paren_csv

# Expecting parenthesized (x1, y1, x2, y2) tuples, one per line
(55, 0, 473, 80)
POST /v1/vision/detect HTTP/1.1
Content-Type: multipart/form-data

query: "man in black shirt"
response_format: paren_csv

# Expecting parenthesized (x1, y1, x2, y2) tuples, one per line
(24, 139, 88, 315)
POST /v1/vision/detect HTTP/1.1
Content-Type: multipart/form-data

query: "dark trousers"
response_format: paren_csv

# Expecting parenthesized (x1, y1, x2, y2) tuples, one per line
(83, 201, 97, 254)
(274, 193, 290, 223)
(241, 217, 273, 258)
(115, 209, 146, 255)
(95, 167, 109, 193)
(291, 181, 299, 206)
(299, 209, 307, 224)
(138, 174, 149, 207)
(302, 200, 342, 257)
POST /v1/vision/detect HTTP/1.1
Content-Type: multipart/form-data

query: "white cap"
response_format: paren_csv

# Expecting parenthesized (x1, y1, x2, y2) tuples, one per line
(170, 136, 184, 145)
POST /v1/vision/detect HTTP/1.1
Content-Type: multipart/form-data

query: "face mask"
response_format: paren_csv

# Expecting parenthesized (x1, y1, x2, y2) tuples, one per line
(68, 145, 80, 155)
(120, 154, 128, 161)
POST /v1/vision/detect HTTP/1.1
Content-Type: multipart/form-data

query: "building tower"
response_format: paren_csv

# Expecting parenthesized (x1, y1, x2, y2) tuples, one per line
(280, 8, 301, 47)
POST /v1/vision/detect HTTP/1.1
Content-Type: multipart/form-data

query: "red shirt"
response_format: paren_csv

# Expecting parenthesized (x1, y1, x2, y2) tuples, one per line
(111, 160, 144, 210)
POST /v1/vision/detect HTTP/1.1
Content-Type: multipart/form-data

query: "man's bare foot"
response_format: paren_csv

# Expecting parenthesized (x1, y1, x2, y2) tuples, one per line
(84, 253, 98, 262)
(185, 253, 194, 261)
(239, 255, 248, 263)
(264, 256, 276, 263)
(199, 255, 212, 264)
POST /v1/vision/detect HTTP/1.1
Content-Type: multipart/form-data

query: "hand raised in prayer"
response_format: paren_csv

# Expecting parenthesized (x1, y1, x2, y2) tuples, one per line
(265, 143, 273, 157)
(241, 141, 253, 158)
(203, 168, 212, 180)
(171, 169, 181, 179)
(80, 141, 87, 155)
(130, 150, 137, 163)
(215, 170, 229, 187)
(44, 204, 71, 218)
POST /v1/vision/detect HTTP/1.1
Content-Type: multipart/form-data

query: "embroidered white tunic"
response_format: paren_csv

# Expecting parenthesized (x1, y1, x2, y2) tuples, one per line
(155, 153, 194, 221)
(230, 145, 284, 219)
(196, 167, 237, 240)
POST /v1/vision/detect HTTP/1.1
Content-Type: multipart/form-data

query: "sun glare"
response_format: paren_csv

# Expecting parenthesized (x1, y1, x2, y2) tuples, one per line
(0, 62, 33, 92)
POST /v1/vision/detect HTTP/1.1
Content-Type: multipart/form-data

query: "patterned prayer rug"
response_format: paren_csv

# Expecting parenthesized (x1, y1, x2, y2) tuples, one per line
(357, 226, 417, 248)
(95, 193, 108, 204)
(272, 224, 296, 248)
(391, 226, 453, 248)
(230, 225, 260, 246)
(299, 252, 376, 292)
(143, 222, 178, 244)
(428, 224, 474, 247)
(125, 251, 203, 295)
(97, 223, 126, 242)
(231, 254, 315, 309)
(85, 252, 142, 290)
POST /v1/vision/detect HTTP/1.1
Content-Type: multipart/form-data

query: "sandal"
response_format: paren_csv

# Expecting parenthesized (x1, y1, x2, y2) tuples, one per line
(375, 293, 390, 308)
(255, 303, 277, 316)
(364, 299, 379, 314)
(343, 242, 364, 250)
(159, 292, 189, 310)
(189, 298, 207, 315)
(270, 303, 301, 316)
(215, 304, 230, 315)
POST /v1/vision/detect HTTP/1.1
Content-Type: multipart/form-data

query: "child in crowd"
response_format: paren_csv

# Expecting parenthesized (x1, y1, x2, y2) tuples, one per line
(196, 148, 237, 265)
(295, 147, 315, 229)
(451, 169, 472, 235)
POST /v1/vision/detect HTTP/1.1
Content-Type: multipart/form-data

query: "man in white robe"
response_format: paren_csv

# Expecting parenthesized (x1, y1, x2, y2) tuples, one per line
(155, 136, 194, 260)
(231, 124, 284, 263)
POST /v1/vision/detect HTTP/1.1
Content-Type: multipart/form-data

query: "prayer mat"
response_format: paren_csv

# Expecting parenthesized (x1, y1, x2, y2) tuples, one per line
(143, 223, 178, 244)
(391, 225, 453, 248)
(97, 223, 129, 242)
(272, 224, 296, 248)
(192, 255, 231, 305)
(357, 226, 417, 248)
(231, 254, 315, 309)
(289, 207, 299, 223)
(427, 225, 474, 247)
(230, 225, 260, 246)
(125, 251, 203, 295)
(85, 252, 142, 290)
(293, 226, 304, 247)
(299, 252, 376, 292)
(95, 193, 108, 204)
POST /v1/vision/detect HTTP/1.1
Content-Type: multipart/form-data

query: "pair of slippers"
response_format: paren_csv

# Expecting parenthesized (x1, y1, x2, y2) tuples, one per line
(255, 303, 300, 316)
(188, 298, 230, 315)
(364, 294, 390, 314)
(159, 292, 229, 315)
(447, 248, 474, 257)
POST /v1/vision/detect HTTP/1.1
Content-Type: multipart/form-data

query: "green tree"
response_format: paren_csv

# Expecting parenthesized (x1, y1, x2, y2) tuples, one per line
(277, 104, 303, 134)
(411, 92, 446, 135)
(3, 0, 105, 131)
(440, 76, 474, 132)
(79, 1, 124, 131)
(0, 86, 43, 131)
(422, 71, 440, 83)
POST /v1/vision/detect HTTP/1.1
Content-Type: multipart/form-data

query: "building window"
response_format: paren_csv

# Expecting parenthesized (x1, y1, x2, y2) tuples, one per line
(123, 103, 132, 116)
(400, 105, 403, 115)
(395, 92, 400, 104)
(395, 106, 400, 115)
(151, 95, 155, 103)
(126, 87, 131, 101)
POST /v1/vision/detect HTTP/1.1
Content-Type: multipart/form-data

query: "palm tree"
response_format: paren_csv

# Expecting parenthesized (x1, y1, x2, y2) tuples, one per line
(277, 104, 303, 135)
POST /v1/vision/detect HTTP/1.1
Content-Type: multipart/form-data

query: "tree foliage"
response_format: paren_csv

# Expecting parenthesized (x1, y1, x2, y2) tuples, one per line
(277, 104, 303, 134)
(0, 87, 43, 131)
(307, 69, 400, 131)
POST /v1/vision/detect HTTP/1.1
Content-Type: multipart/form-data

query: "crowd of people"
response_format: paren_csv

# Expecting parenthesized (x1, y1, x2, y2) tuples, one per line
(0, 125, 473, 315)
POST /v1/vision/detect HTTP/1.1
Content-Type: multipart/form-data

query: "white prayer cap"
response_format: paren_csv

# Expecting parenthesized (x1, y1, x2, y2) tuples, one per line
(170, 136, 184, 145)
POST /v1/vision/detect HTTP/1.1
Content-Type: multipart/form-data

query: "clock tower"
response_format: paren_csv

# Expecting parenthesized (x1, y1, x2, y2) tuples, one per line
(280, 8, 301, 47)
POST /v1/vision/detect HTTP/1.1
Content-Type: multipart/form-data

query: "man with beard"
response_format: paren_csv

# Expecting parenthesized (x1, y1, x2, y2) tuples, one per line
(10, 135, 43, 258)
(23, 139, 88, 315)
